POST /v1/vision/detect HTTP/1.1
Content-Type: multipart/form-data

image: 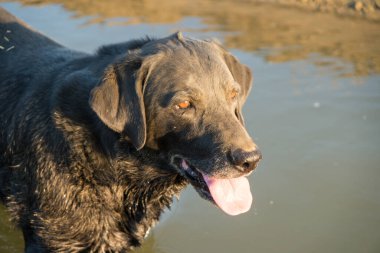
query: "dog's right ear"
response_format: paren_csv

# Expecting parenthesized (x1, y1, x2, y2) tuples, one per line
(89, 58, 148, 150)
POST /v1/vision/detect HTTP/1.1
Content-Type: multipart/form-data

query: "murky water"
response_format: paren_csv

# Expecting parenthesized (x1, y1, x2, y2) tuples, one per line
(1, 1, 379, 253)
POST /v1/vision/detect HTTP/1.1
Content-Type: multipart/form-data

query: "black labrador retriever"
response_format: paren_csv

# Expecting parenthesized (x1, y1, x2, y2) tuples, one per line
(0, 8, 261, 252)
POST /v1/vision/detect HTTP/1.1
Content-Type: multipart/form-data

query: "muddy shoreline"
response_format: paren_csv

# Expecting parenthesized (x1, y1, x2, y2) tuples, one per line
(2, 0, 380, 22)
(257, 0, 380, 21)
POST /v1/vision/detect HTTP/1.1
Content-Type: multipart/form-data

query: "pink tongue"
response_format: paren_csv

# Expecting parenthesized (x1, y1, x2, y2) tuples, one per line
(203, 174, 252, 216)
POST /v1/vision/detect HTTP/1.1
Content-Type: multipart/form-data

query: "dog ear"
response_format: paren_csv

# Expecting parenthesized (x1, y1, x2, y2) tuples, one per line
(89, 58, 148, 150)
(222, 50, 253, 125)
(222, 52, 253, 103)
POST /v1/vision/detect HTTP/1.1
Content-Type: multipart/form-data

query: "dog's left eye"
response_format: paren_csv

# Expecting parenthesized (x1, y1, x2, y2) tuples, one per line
(230, 90, 239, 100)
(176, 100, 191, 109)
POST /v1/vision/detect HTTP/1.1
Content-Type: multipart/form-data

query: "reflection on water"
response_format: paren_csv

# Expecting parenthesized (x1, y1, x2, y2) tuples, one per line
(1, 1, 380, 253)
(2, 0, 380, 76)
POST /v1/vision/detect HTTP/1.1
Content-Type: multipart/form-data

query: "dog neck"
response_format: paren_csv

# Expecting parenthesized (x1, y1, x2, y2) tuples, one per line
(51, 110, 188, 251)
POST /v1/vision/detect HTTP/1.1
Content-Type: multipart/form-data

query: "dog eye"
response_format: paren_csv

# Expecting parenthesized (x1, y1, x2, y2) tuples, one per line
(176, 100, 191, 109)
(230, 90, 239, 100)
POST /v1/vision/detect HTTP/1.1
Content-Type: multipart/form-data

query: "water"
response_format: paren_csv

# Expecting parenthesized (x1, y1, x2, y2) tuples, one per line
(1, 1, 379, 252)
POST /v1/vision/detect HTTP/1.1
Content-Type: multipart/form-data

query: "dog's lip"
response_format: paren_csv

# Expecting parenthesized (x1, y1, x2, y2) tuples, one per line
(172, 156, 213, 201)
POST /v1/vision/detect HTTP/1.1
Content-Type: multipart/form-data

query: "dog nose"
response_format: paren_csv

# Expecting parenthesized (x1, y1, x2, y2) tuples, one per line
(230, 148, 262, 173)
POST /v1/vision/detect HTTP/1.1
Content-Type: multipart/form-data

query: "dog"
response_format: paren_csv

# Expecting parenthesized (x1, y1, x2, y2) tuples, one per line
(0, 7, 261, 252)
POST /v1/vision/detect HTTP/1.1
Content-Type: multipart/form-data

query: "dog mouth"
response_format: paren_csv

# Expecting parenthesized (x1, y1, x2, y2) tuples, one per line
(172, 157, 253, 216)
(174, 158, 213, 201)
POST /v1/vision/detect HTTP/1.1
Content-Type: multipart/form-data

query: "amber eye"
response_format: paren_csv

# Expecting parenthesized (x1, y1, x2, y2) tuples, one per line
(230, 90, 239, 100)
(176, 100, 191, 109)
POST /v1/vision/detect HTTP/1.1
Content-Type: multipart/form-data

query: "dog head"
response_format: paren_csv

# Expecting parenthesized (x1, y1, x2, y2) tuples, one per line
(89, 33, 261, 215)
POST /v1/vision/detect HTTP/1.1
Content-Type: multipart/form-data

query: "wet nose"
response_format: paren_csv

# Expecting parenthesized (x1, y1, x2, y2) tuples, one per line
(230, 148, 262, 173)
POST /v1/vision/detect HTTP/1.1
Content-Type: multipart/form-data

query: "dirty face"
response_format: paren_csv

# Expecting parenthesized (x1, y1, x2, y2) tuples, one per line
(143, 38, 262, 215)
(89, 34, 262, 216)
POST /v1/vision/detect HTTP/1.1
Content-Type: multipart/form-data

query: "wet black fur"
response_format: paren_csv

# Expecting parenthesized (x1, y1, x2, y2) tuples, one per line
(0, 7, 258, 253)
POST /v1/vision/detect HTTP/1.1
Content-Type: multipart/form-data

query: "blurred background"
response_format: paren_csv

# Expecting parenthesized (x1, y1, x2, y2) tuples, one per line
(0, 1, 379, 252)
